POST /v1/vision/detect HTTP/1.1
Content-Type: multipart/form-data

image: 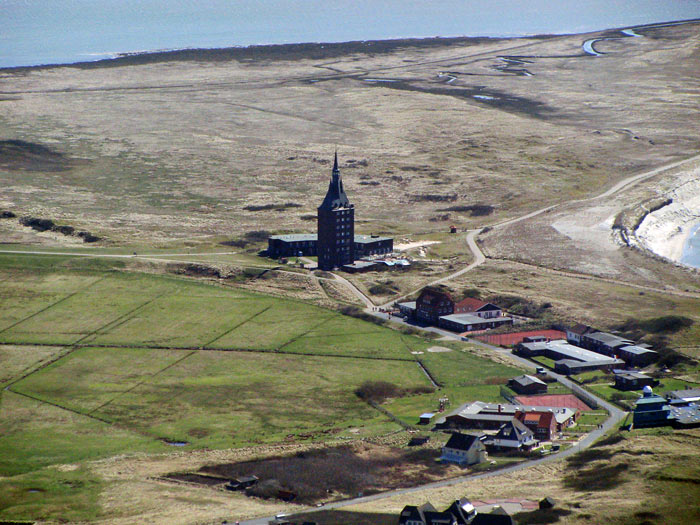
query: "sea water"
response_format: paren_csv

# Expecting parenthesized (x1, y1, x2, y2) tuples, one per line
(681, 222, 700, 269)
(2, 0, 700, 68)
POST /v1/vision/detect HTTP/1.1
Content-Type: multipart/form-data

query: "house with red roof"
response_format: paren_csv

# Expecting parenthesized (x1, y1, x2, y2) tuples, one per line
(515, 410, 558, 441)
(454, 297, 503, 319)
(565, 323, 595, 345)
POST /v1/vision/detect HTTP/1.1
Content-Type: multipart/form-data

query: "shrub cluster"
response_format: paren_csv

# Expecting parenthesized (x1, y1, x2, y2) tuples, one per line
(243, 203, 301, 212)
(488, 294, 551, 318)
(338, 305, 388, 326)
(354, 380, 434, 403)
(617, 315, 693, 335)
(19, 216, 100, 242)
(410, 193, 458, 202)
(438, 204, 495, 216)
(220, 230, 272, 248)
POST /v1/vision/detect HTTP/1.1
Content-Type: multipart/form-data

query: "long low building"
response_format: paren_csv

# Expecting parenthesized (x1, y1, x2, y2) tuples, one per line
(665, 388, 700, 403)
(267, 233, 317, 258)
(438, 313, 513, 333)
(435, 401, 578, 432)
(578, 332, 657, 366)
(514, 339, 624, 374)
(267, 233, 393, 259)
(616, 344, 658, 367)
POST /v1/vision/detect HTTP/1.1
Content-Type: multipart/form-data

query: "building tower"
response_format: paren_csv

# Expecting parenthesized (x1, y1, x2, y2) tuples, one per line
(317, 153, 355, 270)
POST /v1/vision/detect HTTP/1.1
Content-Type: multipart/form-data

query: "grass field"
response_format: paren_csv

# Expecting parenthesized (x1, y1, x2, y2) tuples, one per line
(0, 253, 527, 522)
(382, 347, 523, 424)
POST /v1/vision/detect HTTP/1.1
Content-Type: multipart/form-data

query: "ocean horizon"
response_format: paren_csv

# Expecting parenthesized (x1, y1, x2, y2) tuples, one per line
(3, 0, 700, 69)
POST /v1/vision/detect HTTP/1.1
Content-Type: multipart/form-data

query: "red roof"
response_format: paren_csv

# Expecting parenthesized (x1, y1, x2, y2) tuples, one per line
(517, 410, 555, 429)
(537, 411, 555, 429)
(455, 297, 488, 311)
(569, 323, 594, 335)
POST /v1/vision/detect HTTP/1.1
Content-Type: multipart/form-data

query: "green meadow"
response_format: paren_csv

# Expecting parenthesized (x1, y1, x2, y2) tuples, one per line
(0, 253, 523, 521)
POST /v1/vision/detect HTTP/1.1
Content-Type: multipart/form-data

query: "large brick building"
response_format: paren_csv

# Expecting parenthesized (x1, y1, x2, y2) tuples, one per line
(266, 153, 393, 269)
(415, 287, 454, 324)
(317, 153, 355, 270)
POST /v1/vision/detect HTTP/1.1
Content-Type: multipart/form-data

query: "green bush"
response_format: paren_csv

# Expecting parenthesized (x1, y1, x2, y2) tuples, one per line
(618, 315, 693, 334)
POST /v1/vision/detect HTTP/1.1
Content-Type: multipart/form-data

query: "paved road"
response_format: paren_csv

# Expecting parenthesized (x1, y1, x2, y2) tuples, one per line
(241, 393, 623, 525)
(371, 150, 700, 312)
(4, 87, 694, 525)
(237, 323, 626, 525)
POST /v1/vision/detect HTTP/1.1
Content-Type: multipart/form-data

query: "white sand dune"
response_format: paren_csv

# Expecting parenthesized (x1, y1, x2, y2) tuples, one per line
(635, 169, 700, 264)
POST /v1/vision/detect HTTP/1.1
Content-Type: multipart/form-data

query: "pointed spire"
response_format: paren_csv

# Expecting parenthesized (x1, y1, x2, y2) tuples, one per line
(319, 151, 350, 210)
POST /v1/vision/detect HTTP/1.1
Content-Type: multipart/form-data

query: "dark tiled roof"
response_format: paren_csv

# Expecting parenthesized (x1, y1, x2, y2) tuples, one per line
(585, 332, 633, 346)
(471, 513, 515, 525)
(510, 374, 546, 387)
(568, 323, 595, 335)
(318, 153, 351, 210)
(495, 418, 534, 441)
(444, 432, 481, 451)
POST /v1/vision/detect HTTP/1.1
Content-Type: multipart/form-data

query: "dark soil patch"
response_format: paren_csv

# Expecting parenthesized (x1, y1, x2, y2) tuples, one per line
(564, 461, 630, 491)
(361, 79, 554, 119)
(591, 433, 626, 448)
(54, 35, 512, 70)
(513, 508, 572, 524)
(438, 204, 495, 216)
(285, 509, 397, 525)
(244, 202, 302, 212)
(165, 473, 228, 486)
(0, 139, 77, 172)
(195, 443, 447, 504)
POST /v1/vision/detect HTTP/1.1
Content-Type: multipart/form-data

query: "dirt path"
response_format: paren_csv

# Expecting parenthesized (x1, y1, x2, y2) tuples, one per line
(364, 151, 700, 311)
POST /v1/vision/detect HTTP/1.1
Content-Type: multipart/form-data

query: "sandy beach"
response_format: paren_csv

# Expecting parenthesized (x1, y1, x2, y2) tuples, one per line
(635, 166, 700, 264)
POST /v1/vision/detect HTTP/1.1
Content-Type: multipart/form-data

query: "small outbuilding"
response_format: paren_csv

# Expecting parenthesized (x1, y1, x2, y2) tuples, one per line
(419, 412, 435, 425)
(613, 371, 657, 391)
(539, 496, 556, 509)
(507, 374, 548, 395)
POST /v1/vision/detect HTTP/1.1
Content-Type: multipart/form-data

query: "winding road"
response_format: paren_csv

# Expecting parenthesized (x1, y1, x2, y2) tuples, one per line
(234, 146, 700, 525)
(2, 29, 700, 525)
(239, 351, 625, 525)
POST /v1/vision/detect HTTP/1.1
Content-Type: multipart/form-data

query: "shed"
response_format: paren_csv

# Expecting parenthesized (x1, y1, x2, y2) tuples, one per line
(507, 374, 548, 395)
(539, 496, 556, 509)
(408, 436, 430, 447)
(419, 412, 435, 425)
(613, 371, 657, 391)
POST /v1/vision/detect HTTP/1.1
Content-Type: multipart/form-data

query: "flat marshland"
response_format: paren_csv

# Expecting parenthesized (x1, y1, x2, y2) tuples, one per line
(1, 19, 700, 525)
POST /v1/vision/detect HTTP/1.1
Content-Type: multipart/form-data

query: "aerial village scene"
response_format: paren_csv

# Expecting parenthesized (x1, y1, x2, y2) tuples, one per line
(1, 2, 700, 525)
